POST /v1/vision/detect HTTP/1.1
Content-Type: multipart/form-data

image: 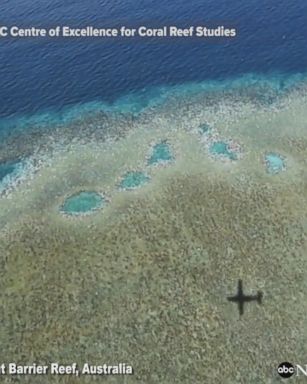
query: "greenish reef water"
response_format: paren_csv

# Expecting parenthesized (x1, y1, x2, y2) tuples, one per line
(148, 141, 173, 165)
(61, 191, 104, 215)
(119, 171, 150, 190)
(265, 153, 285, 174)
(209, 141, 237, 160)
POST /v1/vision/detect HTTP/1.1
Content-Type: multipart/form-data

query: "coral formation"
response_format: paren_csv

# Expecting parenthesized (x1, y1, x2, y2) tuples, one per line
(0, 81, 306, 383)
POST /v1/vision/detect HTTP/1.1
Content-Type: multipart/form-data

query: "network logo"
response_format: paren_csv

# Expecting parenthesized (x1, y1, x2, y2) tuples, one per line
(278, 362, 307, 378)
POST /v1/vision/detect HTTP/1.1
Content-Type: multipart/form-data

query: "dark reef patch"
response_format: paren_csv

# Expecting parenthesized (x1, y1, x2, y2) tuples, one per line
(199, 123, 212, 135)
(0, 160, 20, 182)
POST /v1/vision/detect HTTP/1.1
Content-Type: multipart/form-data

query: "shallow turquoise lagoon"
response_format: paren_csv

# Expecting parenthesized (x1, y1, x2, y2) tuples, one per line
(148, 141, 173, 165)
(265, 153, 285, 174)
(119, 171, 150, 190)
(61, 191, 104, 215)
(209, 141, 237, 160)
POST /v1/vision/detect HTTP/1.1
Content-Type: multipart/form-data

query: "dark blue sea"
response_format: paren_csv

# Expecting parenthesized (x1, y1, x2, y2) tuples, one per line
(0, 0, 306, 131)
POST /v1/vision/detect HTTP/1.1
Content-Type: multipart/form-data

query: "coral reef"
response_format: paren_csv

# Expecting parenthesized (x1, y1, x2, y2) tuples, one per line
(0, 81, 306, 383)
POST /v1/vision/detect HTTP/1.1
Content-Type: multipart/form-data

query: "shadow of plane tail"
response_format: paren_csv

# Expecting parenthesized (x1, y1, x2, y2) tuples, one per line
(257, 291, 263, 305)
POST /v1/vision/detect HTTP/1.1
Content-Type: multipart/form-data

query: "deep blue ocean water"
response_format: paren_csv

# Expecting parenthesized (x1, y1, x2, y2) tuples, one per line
(0, 0, 306, 132)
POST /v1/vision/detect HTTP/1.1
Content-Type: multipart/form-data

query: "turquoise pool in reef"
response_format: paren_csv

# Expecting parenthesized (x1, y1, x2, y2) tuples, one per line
(119, 171, 150, 190)
(265, 152, 285, 174)
(209, 141, 237, 160)
(61, 191, 104, 215)
(148, 141, 173, 165)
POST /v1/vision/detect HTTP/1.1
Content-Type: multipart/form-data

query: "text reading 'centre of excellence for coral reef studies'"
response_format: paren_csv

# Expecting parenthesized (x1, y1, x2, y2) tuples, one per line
(0, 25, 237, 39)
